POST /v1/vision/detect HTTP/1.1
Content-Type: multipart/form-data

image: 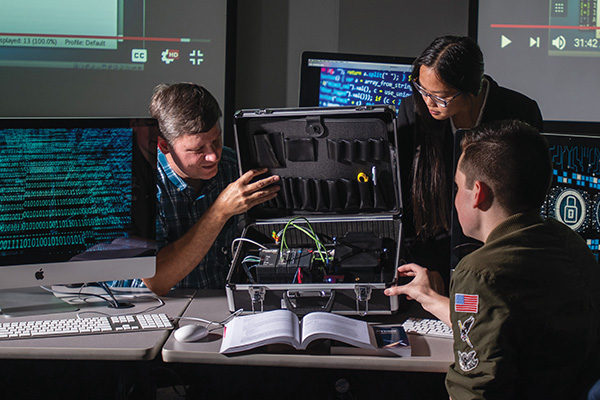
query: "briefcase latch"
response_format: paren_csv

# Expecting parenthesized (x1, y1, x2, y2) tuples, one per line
(354, 285, 372, 316)
(248, 286, 266, 313)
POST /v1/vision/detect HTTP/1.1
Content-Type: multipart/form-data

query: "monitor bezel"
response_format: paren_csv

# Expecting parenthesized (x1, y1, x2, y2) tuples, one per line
(0, 117, 158, 289)
(299, 51, 415, 107)
(543, 121, 600, 137)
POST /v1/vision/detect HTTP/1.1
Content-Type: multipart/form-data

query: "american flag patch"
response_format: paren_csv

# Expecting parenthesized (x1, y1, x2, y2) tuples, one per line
(455, 294, 479, 313)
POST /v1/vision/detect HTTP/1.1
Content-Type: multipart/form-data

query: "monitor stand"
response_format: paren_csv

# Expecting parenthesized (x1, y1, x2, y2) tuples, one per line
(0, 287, 78, 317)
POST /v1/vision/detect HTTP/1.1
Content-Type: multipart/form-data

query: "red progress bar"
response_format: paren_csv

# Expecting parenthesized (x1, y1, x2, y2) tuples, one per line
(491, 24, 600, 30)
(0, 32, 186, 42)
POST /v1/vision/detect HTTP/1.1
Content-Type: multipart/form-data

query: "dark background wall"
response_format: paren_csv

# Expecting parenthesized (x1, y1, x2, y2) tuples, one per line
(235, 0, 470, 111)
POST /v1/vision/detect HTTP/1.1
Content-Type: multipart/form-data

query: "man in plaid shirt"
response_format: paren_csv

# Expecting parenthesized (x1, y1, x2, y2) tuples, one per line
(141, 83, 279, 295)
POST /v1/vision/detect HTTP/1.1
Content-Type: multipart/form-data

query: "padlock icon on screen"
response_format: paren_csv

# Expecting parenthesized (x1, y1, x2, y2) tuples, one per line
(564, 195, 579, 224)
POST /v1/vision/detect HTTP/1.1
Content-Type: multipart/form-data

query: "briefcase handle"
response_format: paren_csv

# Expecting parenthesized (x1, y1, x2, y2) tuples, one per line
(282, 289, 336, 315)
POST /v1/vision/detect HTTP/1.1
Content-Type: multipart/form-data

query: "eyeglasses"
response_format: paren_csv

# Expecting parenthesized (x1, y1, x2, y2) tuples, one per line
(412, 79, 461, 108)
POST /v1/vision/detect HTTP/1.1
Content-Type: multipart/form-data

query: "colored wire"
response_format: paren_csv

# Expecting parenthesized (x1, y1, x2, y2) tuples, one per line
(241, 256, 260, 283)
(76, 296, 165, 317)
(231, 237, 267, 258)
(41, 285, 167, 316)
(173, 308, 243, 331)
(278, 216, 328, 263)
(290, 223, 328, 262)
(39, 285, 117, 308)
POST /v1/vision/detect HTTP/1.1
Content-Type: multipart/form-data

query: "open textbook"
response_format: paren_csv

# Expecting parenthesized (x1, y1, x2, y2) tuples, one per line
(219, 309, 410, 356)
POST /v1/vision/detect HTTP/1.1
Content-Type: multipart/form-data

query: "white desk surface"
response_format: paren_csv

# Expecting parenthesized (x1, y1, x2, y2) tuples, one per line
(0, 287, 194, 361)
(162, 290, 454, 373)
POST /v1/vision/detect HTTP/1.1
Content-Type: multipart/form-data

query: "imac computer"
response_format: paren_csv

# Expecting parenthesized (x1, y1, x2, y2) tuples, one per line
(299, 51, 414, 111)
(0, 118, 159, 315)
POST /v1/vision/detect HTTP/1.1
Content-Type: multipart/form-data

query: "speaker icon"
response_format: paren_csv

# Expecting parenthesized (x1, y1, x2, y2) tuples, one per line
(552, 35, 566, 50)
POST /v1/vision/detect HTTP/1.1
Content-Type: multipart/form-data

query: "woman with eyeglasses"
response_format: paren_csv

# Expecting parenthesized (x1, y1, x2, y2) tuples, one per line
(397, 35, 542, 289)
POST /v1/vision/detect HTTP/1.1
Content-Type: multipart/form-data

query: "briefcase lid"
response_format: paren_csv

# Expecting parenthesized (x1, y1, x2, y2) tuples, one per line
(233, 106, 403, 220)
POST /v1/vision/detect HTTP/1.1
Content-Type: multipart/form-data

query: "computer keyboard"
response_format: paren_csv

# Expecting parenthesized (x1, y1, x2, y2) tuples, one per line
(0, 313, 173, 340)
(402, 317, 453, 339)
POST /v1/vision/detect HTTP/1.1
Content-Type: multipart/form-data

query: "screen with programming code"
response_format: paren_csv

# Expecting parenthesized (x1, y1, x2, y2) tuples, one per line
(299, 51, 414, 111)
(0, 119, 158, 267)
(542, 125, 600, 259)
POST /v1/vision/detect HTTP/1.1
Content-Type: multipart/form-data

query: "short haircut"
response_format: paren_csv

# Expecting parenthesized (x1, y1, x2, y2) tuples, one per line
(459, 120, 552, 214)
(149, 83, 222, 144)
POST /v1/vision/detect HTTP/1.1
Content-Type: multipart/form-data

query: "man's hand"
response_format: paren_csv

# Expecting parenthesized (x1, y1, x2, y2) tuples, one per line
(213, 168, 280, 219)
(145, 169, 279, 296)
(385, 263, 450, 325)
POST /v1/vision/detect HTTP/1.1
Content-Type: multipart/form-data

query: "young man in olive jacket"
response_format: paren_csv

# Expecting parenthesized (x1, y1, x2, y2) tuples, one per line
(386, 120, 600, 399)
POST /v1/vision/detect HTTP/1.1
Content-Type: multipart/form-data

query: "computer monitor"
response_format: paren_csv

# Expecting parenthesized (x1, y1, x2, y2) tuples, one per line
(299, 51, 414, 111)
(0, 1, 234, 123)
(450, 122, 600, 267)
(541, 121, 600, 260)
(472, 0, 600, 122)
(0, 118, 158, 292)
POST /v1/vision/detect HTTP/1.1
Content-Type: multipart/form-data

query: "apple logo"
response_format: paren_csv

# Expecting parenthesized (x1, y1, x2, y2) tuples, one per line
(35, 268, 44, 280)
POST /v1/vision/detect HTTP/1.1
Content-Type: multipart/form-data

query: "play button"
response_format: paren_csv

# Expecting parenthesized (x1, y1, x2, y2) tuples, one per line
(501, 35, 512, 48)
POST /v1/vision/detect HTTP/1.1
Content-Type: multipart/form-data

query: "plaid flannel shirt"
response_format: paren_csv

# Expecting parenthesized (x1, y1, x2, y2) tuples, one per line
(111, 146, 240, 289)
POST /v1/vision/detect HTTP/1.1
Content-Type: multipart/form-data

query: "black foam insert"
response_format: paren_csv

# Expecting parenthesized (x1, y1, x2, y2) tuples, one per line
(234, 108, 400, 218)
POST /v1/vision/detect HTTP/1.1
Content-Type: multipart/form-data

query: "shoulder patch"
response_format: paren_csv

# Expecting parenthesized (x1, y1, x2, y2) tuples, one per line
(458, 316, 475, 348)
(458, 350, 479, 371)
(454, 293, 479, 313)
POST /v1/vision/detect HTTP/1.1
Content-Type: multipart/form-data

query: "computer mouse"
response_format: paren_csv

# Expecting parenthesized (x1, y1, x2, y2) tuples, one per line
(174, 324, 209, 343)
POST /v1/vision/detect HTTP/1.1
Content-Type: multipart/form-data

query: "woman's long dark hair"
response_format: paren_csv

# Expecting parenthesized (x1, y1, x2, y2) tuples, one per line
(410, 36, 484, 238)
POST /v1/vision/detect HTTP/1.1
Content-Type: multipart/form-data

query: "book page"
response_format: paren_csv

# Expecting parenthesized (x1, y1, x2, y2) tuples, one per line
(299, 312, 372, 350)
(220, 309, 300, 354)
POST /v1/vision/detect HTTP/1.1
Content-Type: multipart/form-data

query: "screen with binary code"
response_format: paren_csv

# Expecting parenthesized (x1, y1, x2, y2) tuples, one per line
(0, 119, 157, 267)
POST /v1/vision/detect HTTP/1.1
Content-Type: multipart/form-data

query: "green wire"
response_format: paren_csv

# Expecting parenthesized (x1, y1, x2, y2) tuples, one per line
(290, 223, 325, 262)
(290, 223, 327, 261)
(279, 216, 327, 263)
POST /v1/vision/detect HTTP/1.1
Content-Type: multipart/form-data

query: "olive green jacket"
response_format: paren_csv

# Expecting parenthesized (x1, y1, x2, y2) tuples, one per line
(446, 212, 600, 400)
